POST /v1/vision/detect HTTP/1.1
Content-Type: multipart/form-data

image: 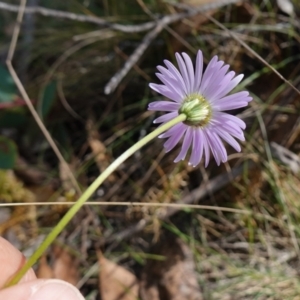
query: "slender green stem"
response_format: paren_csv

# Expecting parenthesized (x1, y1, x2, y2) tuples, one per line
(5, 113, 186, 287)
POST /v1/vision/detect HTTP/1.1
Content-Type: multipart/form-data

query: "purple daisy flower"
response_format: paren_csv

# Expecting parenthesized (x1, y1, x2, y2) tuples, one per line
(148, 51, 252, 167)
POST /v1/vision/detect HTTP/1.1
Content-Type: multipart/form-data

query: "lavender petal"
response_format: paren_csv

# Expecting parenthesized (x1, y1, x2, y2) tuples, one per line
(217, 129, 241, 152)
(204, 64, 230, 100)
(153, 111, 178, 124)
(148, 101, 180, 111)
(176, 53, 191, 94)
(149, 83, 181, 103)
(209, 71, 236, 102)
(159, 122, 183, 139)
(174, 127, 193, 162)
(182, 52, 195, 94)
(189, 128, 204, 167)
(194, 50, 203, 92)
(164, 124, 187, 153)
(210, 132, 228, 164)
(155, 73, 184, 102)
(215, 112, 246, 130)
(202, 131, 210, 167)
(217, 74, 244, 99)
(212, 92, 252, 111)
(156, 66, 186, 98)
(200, 59, 224, 95)
(164, 60, 188, 95)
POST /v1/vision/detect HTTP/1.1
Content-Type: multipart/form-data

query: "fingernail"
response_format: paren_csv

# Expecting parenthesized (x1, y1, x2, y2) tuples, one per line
(29, 279, 84, 300)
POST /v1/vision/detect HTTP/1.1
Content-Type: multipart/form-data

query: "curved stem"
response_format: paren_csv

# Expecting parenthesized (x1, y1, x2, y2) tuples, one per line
(5, 113, 186, 287)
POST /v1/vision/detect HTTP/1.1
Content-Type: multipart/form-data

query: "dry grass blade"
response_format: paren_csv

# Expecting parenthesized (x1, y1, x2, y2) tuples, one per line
(0, 201, 251, 214)
(5, 0, 81, 194)
(0, 1, 155, 33)
(205, 14, 300, 96)
(0, 0, 242, 35)
(168, 1, 300, 96)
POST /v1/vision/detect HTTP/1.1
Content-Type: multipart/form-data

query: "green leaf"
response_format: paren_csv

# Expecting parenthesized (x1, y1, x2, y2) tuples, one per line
(0, 109, 27, 128)
(0, 65, 17, 103)
(0, 136, 18, 169)
(38, 81, 57, 119)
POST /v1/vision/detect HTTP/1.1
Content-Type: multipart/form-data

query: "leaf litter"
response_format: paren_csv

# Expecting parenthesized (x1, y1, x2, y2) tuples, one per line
(1, 0, 300, 299)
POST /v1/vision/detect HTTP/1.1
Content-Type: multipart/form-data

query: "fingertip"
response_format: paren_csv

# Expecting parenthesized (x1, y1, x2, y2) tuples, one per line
(0, 279, 84, 300)
(0, 237, 36, 287)
(29, 279, 84, 300)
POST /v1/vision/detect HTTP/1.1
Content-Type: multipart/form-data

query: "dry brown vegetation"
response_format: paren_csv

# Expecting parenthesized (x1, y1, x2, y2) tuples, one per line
(0, 0, 300, 299)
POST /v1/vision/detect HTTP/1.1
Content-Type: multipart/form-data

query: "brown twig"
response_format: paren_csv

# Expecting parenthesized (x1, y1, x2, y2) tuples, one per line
(0, 0, 241, 34)
(57, 79, 85, 122)
(136, 0, 196, 53)
(114, 46, 151, 82)
(0, 1, 155, 33)
(104, 24, 164, 95)
(6, 0, 81, 194)
(104, 0, 242, 94)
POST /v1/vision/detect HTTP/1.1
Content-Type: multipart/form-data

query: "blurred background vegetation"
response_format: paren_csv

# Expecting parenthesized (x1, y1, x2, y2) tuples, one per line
(1, 0, 300, 299)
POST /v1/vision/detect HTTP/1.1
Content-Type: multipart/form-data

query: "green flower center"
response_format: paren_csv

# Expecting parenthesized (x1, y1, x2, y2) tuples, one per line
(179, 93, 212, 127)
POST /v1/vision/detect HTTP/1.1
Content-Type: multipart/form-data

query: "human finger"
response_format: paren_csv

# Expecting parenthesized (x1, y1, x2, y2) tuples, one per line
(0, 279, 84, 300)
(0, 236, 36, 288)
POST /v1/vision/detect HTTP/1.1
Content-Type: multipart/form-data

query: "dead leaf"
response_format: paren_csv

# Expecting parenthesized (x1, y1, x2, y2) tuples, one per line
(52, 245, 79, 285)
(140, 236, 202, 300)
(37, 245, 79, 286)
(98, 251, 139, 300)
(37, 256, 54, 279)
(85, 114, 116, 182)
(86, 119, 106, 169)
